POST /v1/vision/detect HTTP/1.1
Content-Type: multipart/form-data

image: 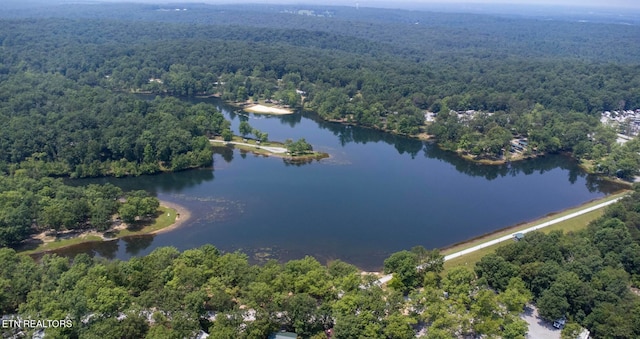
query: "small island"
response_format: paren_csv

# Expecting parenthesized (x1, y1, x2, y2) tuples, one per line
(210, 119, 328, 162)
(210, 135, 329, 162)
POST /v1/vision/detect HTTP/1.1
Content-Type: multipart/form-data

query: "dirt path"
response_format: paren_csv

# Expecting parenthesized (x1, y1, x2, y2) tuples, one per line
(210, 139, 288, 154)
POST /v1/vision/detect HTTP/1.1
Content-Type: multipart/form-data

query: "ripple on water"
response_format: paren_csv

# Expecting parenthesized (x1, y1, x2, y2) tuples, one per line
(166, 194, 245, 223)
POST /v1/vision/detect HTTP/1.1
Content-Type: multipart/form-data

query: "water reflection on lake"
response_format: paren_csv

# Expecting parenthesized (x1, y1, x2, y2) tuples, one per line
(54, 97, 625, 270)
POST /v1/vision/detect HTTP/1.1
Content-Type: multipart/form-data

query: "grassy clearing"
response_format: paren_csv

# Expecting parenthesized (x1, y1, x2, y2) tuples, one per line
(210, 136, 286, 153)
(442, 192, 627, 272)
(441, 191, 626, 256)
(444, 242, 505, 272)
(115, 205, 176, 237)
(229, 144, 274, 157)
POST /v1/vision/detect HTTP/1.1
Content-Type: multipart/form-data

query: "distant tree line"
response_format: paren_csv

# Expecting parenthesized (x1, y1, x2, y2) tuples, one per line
(0, 14, 638, 176)
(2, 16, 638, 128)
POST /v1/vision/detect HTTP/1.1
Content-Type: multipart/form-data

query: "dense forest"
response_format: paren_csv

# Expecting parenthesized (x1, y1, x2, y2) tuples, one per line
(1, 3, 639, 175)
(0, 172, 160, 248)
(0, 73, 227, 177)
(0, 243, 531, 338)
(1, 2, 640, 337)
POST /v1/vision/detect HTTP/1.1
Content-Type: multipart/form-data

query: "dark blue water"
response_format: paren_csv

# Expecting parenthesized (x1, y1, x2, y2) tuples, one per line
(55, 98, 623, 270)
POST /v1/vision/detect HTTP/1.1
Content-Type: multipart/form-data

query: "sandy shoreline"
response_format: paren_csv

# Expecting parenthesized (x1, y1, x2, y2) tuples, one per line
(244, 104, 293, 115)
(152, 200, 191, 234)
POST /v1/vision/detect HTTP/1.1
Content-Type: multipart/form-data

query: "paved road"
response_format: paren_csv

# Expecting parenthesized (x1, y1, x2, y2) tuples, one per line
(375, 196, 624, 285)
(210, 139, 288, 154)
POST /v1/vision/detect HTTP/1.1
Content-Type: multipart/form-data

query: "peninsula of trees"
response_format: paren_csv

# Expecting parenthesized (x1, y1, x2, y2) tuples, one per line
(0, 173, 164, 248)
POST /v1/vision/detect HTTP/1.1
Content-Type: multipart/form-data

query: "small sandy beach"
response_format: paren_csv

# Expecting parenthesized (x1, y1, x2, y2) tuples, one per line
(152, 200, 191, 234)
(244, 104, 293, 115)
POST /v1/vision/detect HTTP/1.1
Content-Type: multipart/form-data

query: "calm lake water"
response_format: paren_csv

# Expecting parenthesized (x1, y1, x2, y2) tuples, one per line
(55, 98, 623, 270)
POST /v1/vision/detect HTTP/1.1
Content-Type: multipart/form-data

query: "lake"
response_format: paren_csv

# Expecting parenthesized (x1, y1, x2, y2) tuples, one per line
(54, 97, 623, 270)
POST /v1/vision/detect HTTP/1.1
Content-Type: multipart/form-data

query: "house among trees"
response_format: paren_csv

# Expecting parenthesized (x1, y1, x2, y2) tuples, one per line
(510, 139, 528, 153)
(513, 232, 525, 241)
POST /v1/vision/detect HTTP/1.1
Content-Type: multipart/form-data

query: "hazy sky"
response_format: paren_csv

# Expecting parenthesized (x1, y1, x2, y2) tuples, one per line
(336, 0, 634, 7)
(329, 0, 638, 9)
(94, 0, 640, 9)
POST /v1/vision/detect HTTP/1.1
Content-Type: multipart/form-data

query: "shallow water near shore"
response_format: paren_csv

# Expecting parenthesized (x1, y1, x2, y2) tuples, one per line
(57, 97, 625, 270)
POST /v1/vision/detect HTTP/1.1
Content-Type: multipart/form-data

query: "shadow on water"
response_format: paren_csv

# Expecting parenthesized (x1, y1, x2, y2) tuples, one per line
(30, 235, 157, 262)
(422, 143, 622, 193)
(213, 145, 235, 163)
(66, 168, 215, 194)
(278, 111, 303, 128)
(31, 238, 121, 262)
(123, 236, 156, 256)
(304, 110, 425, 158)
(305, 109, 620, 194)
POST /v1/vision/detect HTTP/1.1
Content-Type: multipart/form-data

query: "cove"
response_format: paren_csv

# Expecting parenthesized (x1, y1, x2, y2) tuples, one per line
(54, 97, 624, 271)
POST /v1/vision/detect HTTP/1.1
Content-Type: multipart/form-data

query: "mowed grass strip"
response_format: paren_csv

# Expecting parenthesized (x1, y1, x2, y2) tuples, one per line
(442, 192, 625, 272)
